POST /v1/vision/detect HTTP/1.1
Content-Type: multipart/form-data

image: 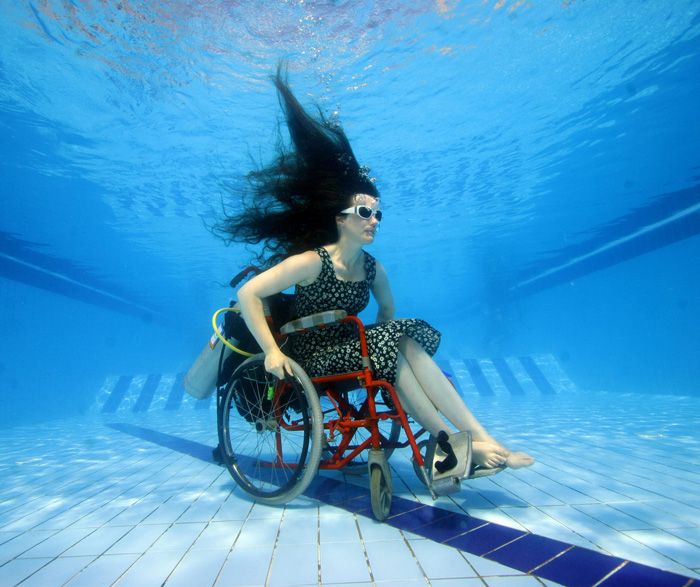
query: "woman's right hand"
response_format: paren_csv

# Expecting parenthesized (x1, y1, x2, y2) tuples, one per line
(264, 348, 294, 380)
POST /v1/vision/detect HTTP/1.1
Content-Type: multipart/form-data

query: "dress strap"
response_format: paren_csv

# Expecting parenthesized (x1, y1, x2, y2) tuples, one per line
(314, 247, 334, 277)
(364, 251, 376, 284)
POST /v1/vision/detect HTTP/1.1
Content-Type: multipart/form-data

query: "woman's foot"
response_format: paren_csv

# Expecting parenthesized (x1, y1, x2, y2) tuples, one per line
(472, 442, 535, 469)
(472, 441, 508, 469)
(505, 451, 535, 469)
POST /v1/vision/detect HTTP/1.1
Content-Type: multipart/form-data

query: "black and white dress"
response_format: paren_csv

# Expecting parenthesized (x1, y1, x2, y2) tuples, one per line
(289, 247, 441, 385)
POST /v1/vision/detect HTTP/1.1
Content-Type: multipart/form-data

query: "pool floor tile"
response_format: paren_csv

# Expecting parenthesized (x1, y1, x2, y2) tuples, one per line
(408, 537, 479, 579)
(320, 541, 371, 584)
(533, 546, 626, 587)
(1, 392, 698, 586)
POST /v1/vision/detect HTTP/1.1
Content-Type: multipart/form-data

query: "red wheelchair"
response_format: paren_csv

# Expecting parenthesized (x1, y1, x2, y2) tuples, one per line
(212, 268, 499, 521)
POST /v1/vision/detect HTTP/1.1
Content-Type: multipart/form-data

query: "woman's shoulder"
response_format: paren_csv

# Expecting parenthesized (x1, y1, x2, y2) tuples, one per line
(287, 249, 324, 287)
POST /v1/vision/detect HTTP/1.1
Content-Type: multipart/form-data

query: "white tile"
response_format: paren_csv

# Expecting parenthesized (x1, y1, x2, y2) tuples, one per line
(490, 475, 564, 507)
(19, 555, 95, 587)
(18, 526, 95, 558)
(462, 553, 525, 577)
(164, 548, 229, 587)
(484, 575, 545, 585)
(319, 512, 359, 543)
(178, 494, 227, 523)
(0, 557, 52, 587)
(277, 513, 318, 545)
(357, 516, 404, 541)
(64, 554, 140, 587)
(191, 521, 243, 550)
(0, 530, 57, 563)
(430, 580, 485, 587)
(572, 504, 654, 530)
(668, 527, 700, 548)
(593, 525, 699, 575)
(106, 524, 170, 554)
(149, 522, 206, 553)
(320, 541, 372, 584)
(624, 528, 700, 568)
(234, 517, 282, 548)
(409, 538, 478, 579)
(107, 499, 162, 525)
(0, 531, 23, 545)
(268, 542, 319, 586)
(64, 525, 133, 556)
(212, 495, 254, 521)
(464, 508, 527, 531)
(249, 502, 286, 521)
(142, 499, 192, 524)
(114, 549, 183, 587)
(611, 502, 694, 530)
(364, 539, 424, 582)
(217, 545, 275, 586)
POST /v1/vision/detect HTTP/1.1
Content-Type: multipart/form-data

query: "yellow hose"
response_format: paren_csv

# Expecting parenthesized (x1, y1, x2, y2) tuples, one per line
(212, 307, 255, 357)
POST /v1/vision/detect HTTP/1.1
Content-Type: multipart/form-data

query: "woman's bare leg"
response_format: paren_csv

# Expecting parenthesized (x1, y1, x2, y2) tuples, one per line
(395, 352, 509, 468)
(398, 337, 534, 469)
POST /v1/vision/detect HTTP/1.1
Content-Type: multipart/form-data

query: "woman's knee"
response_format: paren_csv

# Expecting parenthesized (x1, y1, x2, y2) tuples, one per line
(398, 335, 429, 364)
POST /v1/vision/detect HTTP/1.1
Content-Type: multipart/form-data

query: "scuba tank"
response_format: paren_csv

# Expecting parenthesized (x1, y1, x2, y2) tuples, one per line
(184, 299, 260, 399)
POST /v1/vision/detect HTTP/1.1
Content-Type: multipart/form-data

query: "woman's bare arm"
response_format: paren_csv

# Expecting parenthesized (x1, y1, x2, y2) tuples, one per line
(371, 260, 395, 323)
(237, 251, 321, 378)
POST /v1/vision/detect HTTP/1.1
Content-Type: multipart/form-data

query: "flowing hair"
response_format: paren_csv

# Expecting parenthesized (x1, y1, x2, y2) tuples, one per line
(216, 67, 379, 267)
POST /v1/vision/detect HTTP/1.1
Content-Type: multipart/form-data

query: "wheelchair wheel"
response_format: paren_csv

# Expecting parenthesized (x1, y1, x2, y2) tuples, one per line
(219, 354, 323, 504)
(370, 465, 392, 521)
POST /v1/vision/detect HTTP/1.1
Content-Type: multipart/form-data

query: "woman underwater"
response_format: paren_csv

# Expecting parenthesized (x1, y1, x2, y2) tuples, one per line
(220, 70, 533, 471)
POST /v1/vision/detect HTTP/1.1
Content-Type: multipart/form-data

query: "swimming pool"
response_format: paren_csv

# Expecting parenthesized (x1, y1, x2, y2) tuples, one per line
(1, 2, 699, 585)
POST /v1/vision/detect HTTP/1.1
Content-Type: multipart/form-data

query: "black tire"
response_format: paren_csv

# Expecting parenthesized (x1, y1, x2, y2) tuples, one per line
(219, 354, 323, 504)
(370, 465, 392, 521)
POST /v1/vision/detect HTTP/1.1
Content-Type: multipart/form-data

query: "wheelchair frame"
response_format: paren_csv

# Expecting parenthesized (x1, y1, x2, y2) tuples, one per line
(213, 268, 480, 521)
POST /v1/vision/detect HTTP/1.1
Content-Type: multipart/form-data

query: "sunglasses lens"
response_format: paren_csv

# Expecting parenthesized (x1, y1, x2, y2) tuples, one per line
(375, 210, 383, 221)
(357, 206, 373, 219)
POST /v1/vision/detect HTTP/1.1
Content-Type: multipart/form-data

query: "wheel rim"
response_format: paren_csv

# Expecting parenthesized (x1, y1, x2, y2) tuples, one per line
(221, 357, 319, 501)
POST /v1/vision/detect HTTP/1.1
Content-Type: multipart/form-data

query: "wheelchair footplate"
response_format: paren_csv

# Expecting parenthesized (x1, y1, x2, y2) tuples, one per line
(417, 431, 473, 498)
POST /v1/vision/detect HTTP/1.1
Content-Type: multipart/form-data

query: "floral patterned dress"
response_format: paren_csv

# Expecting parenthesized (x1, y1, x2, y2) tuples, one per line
(288, 247, 441, 384)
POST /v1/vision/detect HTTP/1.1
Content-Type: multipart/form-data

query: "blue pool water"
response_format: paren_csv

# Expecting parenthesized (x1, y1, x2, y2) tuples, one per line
(1, 2, 699, 585)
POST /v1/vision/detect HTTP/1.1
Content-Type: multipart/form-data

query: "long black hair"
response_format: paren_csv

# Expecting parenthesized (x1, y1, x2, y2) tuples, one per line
(217, 67, 379, 267)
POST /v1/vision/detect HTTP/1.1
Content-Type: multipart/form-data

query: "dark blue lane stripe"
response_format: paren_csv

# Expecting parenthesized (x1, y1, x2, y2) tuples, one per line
(512, 186, 700, 298)
(165, 373, 186, 411)
(195, 392, 214, 410)
(101, 376, 132, 413)
(519, 357, 556, 395)
(133, 374, 161, 413)
(491, 358, 525, 395)
(463, 359, 495, 396)
(108, 424, 696, 587)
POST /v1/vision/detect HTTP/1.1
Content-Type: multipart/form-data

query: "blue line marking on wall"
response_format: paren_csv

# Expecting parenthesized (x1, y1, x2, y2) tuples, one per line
(165, 373, 186, 411)
(512, 186, 700, 298)
(490, 358, 525, 395)
(519, 357, 556, 395)
(100, 375, 133, 413)
(463, 359, 495, 396)
(133, 374, 161, 413)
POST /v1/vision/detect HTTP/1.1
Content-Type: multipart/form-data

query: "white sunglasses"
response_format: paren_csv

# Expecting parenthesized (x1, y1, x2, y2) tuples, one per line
(339, 204, 383, 222)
